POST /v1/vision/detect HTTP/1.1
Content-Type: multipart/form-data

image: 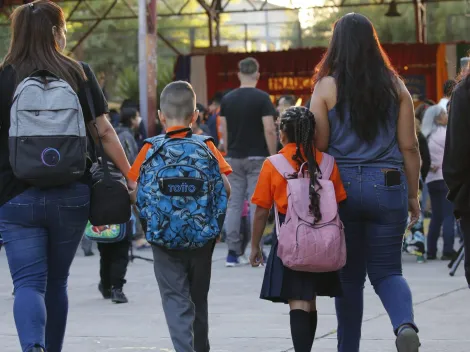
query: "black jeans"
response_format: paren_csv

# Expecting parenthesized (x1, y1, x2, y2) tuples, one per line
(98, 239, 130, 289)
(458, 215, 470, 286)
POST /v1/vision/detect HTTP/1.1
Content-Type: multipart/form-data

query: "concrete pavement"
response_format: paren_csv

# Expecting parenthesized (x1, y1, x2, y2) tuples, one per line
(1, 243, 469, 352)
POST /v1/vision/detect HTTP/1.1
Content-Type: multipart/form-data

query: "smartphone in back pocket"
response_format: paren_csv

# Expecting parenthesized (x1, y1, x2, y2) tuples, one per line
(384, 170, 401, 186)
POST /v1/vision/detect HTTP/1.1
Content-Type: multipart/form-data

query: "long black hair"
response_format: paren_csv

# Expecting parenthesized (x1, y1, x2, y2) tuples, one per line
(280, 106, 321, 221)
(313, 13, 399, 142)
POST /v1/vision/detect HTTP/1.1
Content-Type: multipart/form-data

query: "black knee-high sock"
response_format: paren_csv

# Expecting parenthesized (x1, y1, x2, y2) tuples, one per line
(290, 309, 312, 352)
(309, 311, 318, 346)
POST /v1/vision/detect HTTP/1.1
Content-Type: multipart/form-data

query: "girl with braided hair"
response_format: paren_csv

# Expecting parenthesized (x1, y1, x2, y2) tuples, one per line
(250, 106, 347, 352)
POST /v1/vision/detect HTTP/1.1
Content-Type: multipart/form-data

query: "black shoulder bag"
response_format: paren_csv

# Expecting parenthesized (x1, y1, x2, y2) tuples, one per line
(85, 87, 131, 226)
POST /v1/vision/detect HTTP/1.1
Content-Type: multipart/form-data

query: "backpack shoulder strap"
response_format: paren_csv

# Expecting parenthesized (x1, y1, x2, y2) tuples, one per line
(319, 153, 335, 180)
(268, 154, 297, 238)
(268, 154, 296, 179)
(190, 134, 219, 161)
(191, 134, 215, 144)
(140, 136, 166, 167)
(145, 135, 164, 144)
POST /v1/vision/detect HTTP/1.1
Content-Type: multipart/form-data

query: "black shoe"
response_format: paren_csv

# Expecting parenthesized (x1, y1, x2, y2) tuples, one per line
(396, 325, 420, 352)
(111, 288, 128, 304)
(98, 282, 112, 299)
(427, 254, 437, 260)
(30, 346, 45, 352)
(441, 251, 458, 261)
(84, 250, 94, 257)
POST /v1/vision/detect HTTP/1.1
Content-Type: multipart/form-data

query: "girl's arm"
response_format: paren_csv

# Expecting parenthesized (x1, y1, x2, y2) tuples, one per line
(222, 174, 231, 199)
(250, 206, 270, 266)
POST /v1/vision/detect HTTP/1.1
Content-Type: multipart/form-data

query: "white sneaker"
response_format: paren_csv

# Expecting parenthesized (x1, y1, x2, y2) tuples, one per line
(225, 254, 249, 267)
(238, 255, 249, 265)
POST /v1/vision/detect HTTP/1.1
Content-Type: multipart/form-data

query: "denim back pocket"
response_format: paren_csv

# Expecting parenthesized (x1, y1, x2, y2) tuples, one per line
(58, 195, 90, 228)
(374, 184, 406, 211)
(0, 193, 36, 226)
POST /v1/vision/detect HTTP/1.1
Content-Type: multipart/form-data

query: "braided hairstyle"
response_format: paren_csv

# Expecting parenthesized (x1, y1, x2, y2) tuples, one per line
(279, 106, 322, 221)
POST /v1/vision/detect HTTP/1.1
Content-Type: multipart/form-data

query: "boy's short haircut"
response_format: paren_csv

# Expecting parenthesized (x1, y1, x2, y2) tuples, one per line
(238, 57, 259, 75)
(160, 81, 196, 121)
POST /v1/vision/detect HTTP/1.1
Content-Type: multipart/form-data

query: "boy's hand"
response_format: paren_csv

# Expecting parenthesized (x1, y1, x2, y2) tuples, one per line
(250, 246, 263, 267)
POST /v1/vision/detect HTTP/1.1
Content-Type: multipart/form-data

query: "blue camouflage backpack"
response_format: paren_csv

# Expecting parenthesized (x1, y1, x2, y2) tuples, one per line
(136, 128, 228, 250)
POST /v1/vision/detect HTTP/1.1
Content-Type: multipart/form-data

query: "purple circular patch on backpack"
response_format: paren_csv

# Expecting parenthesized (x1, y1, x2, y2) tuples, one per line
(41, 148, 60, 167)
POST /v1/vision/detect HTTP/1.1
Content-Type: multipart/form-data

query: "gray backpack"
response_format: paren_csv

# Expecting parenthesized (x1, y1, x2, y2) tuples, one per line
(9, 71, 87, 188)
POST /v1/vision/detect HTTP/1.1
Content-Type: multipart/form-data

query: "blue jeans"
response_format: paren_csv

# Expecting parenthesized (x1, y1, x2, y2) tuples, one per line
(335, 167, 417, 352)
(0, 182, 90, 352)
(427, 180, 455, 256)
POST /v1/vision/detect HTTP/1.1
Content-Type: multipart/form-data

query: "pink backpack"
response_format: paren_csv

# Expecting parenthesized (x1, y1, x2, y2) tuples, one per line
(269, 153, 346, 273)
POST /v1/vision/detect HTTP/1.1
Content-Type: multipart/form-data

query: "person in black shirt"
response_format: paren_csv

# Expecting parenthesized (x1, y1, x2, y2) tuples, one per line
(443, 75, 470, 287)
(0, 2, 133, 351)
(219, 57, 277, 266)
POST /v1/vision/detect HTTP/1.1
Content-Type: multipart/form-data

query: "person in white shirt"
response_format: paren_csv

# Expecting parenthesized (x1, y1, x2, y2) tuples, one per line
(437, 80, 456, 110)
(421, 105, 456, 260)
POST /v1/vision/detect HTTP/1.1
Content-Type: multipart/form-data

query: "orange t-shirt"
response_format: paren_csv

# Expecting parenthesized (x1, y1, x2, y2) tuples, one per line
(127, 126, 232, 182)
(251, 143, 347, 214)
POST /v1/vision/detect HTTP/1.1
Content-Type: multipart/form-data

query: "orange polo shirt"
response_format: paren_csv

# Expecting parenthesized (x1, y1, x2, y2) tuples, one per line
(127, 126, 232, 182)
(251, 143, 347, 214)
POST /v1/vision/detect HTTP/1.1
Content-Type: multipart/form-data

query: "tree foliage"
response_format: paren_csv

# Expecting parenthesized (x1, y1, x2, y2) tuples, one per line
(1, 0, 469, 103)
(287, 1, 467, 48)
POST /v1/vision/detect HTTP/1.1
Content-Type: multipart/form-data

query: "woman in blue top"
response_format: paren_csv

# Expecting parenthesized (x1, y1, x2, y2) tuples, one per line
(310, 13, 421, 352)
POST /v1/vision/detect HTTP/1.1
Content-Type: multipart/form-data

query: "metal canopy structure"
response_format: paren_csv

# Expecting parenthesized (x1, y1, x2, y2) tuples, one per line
(0, 0, 431, 46)
(0, 0, 438, 136)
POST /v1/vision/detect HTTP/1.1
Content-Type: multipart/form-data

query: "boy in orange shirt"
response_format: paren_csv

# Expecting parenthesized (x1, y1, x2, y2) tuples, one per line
(128, 81, 231, 352)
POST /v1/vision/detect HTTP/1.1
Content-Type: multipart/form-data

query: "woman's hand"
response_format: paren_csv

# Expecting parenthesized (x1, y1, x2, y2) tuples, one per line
(408, 197, 421, 230)
(250, 245, 263, 267)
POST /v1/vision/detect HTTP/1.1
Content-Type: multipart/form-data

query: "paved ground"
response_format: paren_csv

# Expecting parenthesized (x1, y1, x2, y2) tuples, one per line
(0, 242, 469, 352)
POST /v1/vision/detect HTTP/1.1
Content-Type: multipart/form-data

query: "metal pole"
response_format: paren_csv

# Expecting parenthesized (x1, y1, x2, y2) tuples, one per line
(138, 0, 148, 134)
(147, 0, 158, 137)
(138, 0, 157, 137)
(413, 0, 426, 43)
(215, 16, 221, 46)
(244, 23, 248, 52)
(208, 14, 213, 47)
(297, 20, 303, 48)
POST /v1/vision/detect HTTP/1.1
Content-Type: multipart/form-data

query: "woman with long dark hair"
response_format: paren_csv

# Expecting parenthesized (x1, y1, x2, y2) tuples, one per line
(0, 2, 133, 351)
(309, 13, 421, 352)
